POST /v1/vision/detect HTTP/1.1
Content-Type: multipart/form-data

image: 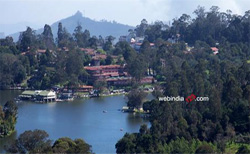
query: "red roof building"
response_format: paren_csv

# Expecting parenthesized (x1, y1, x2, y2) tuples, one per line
(84, 65, 126, 81)
(211, 47, 219, 55)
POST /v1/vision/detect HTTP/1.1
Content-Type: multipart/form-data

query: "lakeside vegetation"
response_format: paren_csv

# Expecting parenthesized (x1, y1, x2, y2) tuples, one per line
(0, 101, 17, 138)
(5, 129, 92, 154)
(116, 6, 250, 153)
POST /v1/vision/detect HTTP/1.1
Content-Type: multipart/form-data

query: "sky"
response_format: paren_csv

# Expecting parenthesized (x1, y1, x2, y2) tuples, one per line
(0, 0, 250, 35)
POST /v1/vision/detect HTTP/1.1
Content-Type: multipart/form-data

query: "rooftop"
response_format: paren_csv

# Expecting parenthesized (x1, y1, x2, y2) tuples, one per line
(21, 90, 36, 95)
(38, 91, 55, 96)
(84, 65, 122, 71)
(211, 47, 219, 51)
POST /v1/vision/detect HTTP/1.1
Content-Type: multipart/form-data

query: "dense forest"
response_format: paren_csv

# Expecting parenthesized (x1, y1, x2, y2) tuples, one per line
(116, 6, 250, 153)
(0, 5, 250, 153)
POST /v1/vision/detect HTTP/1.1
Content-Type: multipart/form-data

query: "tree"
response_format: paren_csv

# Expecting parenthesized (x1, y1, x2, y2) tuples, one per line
(57, 23, 72, 48)
(135, 19, 148, 37)
(114, 41, 136, 63)
(103, 35, 115, 51)
(5, 130, 93, 154)
(195, 144, 215, 154)
(127, 88, 147, 109)
(93, 80, 107, 94)
(52, 137, 92, 154)
(89, 36, 98, 49)
(116, 133, 136, 153)
(65, 50, 83, 77)
(18, 27, 37, 51)
(57, 22, 63, 47)
(0, 101, 17, 137)
(0, 53, 27, 89)
(3, 100, 17, 119)
(128, 55, 147, 82)
(105, 55, 113, 65)
(5, 129, 52, 153)
(73, 24, 84, 47)
(236, 145, 250, 154)
(41, 24, 55, 49)
(82, 29, 91, 47)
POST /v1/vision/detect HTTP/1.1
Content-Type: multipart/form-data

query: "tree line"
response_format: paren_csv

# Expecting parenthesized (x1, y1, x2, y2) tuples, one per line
(116, 6, 250, 153)
(5, 129, 92, 154)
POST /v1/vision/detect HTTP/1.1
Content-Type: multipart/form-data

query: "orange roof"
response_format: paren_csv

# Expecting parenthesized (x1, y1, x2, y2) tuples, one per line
(78, 85, 93, 89)
(84, 65, 122, 71)
(93, 54, 107, 60)
(92, 72, 119, 77)
(211, 47, 218, 51)
(80, 48, 95, 52)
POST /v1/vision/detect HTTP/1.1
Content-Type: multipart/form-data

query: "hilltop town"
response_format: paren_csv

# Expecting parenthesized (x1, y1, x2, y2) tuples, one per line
(0, 5, 250, 153)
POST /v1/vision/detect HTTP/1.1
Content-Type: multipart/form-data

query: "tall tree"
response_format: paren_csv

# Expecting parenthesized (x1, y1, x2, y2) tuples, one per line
(18, 27, 36, 51)
(73, 24, 84, 47)
(41, 24, 55, 49)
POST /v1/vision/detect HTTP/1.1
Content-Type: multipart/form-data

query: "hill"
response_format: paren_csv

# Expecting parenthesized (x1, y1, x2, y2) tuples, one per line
(9, 11, 134, 42)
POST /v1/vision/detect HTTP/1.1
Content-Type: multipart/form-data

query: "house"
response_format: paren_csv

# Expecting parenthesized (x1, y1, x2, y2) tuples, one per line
(80, 48, 96, 57)
(84, 65, 126, 81)
(19, 90, 56, 102)
(58, 92, 73, 101)
(85, 64, 156, 85)
(131, 42, 155, 51)
(77, 85, 94, 92)
(19, 90, 40, 100)
(35, 91, 56, 102)
(211, 47, 219, 55)
(106, 76, 155, 86)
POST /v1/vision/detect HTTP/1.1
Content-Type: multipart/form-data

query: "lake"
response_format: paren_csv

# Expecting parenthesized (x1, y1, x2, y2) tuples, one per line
(0, 90, 151, 153)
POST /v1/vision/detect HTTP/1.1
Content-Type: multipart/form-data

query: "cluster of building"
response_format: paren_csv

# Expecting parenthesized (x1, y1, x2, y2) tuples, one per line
(84, 64, 155, 86)
(119, 36, 155, 51)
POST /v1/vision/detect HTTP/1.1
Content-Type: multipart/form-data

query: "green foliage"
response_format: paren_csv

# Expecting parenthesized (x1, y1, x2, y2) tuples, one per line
(5, 130, 93, 154)
(236, 145, 250, 154)
(93, 80, 107, 94)
(0, 53, 27, 89)
(103, 35, 115, 51)
(40, 24, 55, 49)
(52, 137, 92, 154)
(0, 101, 17, 137)
(127, 55, 147, 82)
(18, 27, 37, 51)
(127, 88, 147, 109)
(195, 144, 215, 154)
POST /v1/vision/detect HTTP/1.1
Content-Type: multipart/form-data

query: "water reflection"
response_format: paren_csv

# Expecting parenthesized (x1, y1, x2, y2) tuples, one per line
(0, 91, 153, 154)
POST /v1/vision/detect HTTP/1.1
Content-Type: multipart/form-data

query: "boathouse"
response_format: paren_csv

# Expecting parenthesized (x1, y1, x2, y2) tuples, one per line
(19, 90, 56, 102)
(36, 91, 56, 102)
(19, 90, 41, 100)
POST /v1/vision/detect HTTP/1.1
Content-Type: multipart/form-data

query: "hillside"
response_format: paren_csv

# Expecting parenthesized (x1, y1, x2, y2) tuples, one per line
(9, 11, 134, 42)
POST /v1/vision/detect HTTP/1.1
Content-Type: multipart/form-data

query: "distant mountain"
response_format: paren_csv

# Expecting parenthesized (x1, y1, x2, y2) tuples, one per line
(0, 22, 42, 38)
(9, 11, 134, 42)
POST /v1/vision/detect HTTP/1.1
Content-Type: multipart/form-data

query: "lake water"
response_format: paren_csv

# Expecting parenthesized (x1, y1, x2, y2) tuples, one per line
(0, 90, 151, 153)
